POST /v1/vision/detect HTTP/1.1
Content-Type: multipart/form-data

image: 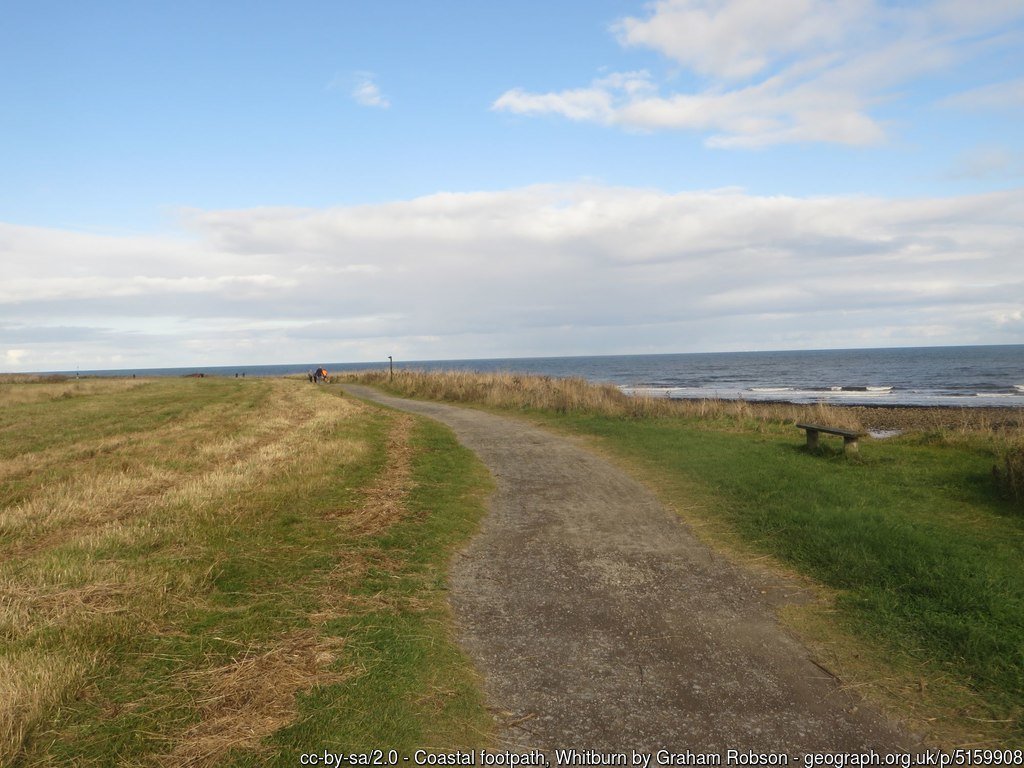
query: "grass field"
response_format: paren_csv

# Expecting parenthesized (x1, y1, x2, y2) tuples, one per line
(0, 377, 492, 766)
(350, 369, 1024, 747)
(7, 370, 1023, 755)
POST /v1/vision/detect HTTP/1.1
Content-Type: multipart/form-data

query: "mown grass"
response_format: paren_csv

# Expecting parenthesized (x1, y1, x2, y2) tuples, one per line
(349, 369, 1024, 747)
(1, 377, 492, 766)
(271, 417, 494, 758)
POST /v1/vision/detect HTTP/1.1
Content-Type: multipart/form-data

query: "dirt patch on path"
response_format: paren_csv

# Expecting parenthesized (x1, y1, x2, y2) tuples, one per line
(343, 385, 912, 753)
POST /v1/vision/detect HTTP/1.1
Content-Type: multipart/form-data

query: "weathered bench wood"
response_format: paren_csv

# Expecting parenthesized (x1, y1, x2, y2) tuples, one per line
(796, 423, 867, 454)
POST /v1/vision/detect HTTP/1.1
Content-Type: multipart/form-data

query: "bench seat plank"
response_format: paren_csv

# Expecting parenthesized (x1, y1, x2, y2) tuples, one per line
(795, 423, 866, 454)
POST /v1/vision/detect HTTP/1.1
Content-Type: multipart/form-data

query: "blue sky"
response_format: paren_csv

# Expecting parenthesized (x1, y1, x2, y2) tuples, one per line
(2, 1, 1023, 370)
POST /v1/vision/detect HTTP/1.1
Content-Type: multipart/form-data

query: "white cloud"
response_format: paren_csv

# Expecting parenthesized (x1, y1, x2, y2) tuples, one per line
(494, 85, 615, 123)
(350, 72, 390, 109)
(612, 0, 860, 81)
(493, 0, 1024, 147)
(0, 274, 294, 305)
(941, 77, 1024, 110)
(1, 184, 1022, 370)
(948, 146, 1024, 180)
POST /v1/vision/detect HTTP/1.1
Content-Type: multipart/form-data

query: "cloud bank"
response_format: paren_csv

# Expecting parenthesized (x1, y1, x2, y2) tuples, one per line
(493, 0, 1024, 147)
(2, 184, 1022, 371)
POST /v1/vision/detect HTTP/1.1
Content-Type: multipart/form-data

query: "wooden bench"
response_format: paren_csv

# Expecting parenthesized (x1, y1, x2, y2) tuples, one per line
(796, 423, 867, 454)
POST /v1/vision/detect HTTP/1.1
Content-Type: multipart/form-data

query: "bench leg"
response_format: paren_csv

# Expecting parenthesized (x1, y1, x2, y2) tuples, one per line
(805, 430, 819, 451)
(843, 436, 859, 454)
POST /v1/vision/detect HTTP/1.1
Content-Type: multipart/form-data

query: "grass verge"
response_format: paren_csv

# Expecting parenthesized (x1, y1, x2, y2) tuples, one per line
(1, 377, 492, 766)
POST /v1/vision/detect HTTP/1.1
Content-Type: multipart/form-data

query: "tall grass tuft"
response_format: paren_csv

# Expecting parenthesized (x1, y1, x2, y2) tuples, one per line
(345, 369, 863, 431)
(995, 443, 1024, 508)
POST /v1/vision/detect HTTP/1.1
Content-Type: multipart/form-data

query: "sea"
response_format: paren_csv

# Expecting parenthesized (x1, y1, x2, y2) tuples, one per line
(53, 344, 1024, 408)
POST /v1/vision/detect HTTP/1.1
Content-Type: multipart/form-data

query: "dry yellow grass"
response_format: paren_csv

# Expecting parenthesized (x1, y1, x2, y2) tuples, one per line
(159, 631, 354, 768)
(0, 377, 406, 763)
(0, 374, 70, 384)
(346, 368, 865, 430)
(0, 376, 150, 405)
(0, 381, 365, 553)
(0, 557, 208, 643)
(337, 412, 416, 534)
(0, 652, 91, 768)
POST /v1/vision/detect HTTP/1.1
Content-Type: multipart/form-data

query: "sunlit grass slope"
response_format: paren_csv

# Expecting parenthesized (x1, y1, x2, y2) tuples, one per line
(0, 377, 491, 766)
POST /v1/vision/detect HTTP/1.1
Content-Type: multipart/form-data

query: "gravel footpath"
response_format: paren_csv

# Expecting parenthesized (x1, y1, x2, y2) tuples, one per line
(343, 385, 914, 755)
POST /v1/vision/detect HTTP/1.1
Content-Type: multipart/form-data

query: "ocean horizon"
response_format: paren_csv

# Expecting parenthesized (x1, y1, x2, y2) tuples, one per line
(32, 343, 1024, 409)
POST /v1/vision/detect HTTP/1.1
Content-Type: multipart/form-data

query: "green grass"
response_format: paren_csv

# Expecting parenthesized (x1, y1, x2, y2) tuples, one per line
(266, 415, 495, 759)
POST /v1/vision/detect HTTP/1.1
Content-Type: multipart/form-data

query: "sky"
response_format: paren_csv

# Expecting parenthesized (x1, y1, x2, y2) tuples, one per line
(2, 0, 1023, 372)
